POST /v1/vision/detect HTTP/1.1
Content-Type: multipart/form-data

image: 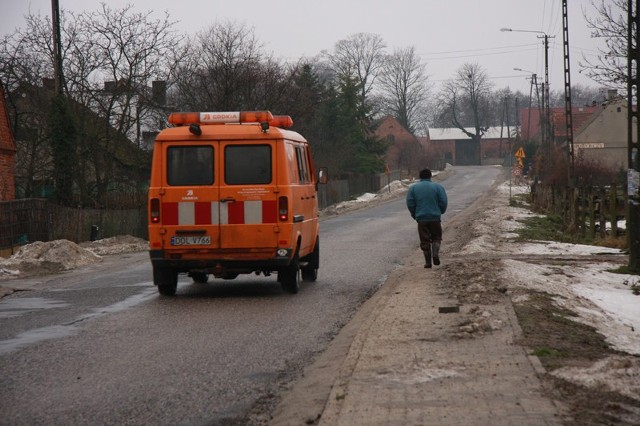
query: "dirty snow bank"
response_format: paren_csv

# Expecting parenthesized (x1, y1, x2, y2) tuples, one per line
(321, 179, 411, 216)
(0, 236, 148, 278)
(79, 235, 149, 256)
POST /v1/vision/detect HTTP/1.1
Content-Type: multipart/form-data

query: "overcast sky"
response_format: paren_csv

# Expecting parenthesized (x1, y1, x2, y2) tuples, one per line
(1, 0, 609, 96)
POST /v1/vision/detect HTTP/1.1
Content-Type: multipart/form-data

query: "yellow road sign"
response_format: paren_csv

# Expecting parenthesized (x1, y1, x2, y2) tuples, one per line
(515, 147, 526, 158)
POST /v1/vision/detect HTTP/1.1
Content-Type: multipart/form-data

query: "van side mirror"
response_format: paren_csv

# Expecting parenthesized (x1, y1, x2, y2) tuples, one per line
(318, 167, 328, 184)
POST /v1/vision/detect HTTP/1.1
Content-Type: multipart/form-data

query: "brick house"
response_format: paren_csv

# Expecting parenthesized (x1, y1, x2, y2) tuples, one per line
(374, 116, 425, 173)
(519, 105, 599, 143)
(0, 81, 16, 200)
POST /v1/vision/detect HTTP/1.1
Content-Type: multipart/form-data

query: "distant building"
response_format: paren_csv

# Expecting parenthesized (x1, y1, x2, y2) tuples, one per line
(374, 116, 422, 172)
(0, 81, 16, 200)
(7, 80, 150, 204)
(569, 95, 634, 171)
(519, 105, 599, 143)
(423, 127, 515, 166)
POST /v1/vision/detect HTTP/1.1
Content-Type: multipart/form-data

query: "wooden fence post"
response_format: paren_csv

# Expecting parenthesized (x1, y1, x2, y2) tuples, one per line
(588, 187, 596, 239)
(599, 187, 607, 239)
(610, 184, 618, 238)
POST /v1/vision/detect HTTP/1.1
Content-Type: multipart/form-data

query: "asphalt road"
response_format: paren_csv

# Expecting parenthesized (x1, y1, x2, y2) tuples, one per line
(0, 165, 503, 425)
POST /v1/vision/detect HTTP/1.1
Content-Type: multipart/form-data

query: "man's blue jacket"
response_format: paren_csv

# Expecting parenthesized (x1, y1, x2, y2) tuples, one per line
(406, 178, 448, 222)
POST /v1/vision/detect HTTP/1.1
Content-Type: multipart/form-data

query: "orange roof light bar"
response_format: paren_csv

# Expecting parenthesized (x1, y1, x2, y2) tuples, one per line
(270, 115, 294, 128)
(168, 111, 275, 125)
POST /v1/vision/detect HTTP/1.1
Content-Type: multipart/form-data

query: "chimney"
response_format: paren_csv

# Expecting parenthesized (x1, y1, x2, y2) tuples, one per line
(152, 80, 167, 106)
(607, 89, 618, 100)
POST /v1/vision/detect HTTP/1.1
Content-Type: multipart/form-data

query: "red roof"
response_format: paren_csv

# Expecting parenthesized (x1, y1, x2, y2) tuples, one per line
(519, 105, 599, 140)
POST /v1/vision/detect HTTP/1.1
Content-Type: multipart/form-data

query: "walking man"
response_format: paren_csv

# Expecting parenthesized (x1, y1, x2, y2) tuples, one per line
(406, 168, 448, 268)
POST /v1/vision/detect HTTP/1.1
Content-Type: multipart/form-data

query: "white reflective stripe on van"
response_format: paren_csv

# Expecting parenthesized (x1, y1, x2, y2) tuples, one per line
(217, 202, 228, 225)
(244, 200, 262, 224)
(178, 202, 195, 225)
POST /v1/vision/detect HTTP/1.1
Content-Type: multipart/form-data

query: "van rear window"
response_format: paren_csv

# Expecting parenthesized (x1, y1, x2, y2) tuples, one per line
(225, 145, 272, 185)
(167, 146, 214, 186)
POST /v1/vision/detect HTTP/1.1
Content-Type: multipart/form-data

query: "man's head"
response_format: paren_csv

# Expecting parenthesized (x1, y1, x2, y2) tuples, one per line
(419, 169, 432, 179)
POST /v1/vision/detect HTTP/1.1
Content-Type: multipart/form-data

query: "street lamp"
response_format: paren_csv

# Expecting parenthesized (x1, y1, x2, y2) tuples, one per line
(501, 28, 554, 149)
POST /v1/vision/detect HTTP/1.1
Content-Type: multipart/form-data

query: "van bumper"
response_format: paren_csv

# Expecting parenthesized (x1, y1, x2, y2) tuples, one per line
(149, 249, 293, 271)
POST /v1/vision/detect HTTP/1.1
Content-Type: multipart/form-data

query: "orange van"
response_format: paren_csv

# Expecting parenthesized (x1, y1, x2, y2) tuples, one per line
(148, 111, 327, 296)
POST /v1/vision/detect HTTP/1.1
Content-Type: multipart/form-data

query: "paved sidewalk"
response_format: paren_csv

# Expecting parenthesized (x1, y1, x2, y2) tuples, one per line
(271, 249, 562, 425)
(320, 251, 560, 425)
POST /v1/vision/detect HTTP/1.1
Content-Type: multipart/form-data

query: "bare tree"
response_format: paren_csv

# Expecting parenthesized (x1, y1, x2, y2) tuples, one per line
(328, 33, 386, 113)
(581, 0, 627, 90)
(1, 13, 62, 198)
(436, 63, 494, 163)
(378, 46, 430, 134)
(69, 4, 180, 205)
(172, 21, 267, 111)
(0, 5, 180, 206)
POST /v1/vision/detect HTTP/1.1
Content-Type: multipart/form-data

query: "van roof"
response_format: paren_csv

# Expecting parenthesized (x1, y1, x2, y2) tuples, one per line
(155, 123, 307, 143)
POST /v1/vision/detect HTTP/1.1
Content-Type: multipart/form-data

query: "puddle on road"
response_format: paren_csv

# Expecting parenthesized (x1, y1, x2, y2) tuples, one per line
(0, 286, 156, 356)
(0, 324, 78, 355)
(0, 297, 70, 319)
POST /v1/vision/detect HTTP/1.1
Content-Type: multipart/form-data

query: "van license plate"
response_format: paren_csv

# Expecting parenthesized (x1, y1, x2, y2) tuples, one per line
(170, 236, 211, 246)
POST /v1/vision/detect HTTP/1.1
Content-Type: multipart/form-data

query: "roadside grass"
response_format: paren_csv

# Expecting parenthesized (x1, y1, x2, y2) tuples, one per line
(507, 189, 640, 423)
(514, 292, 612, 371)
(512, 192, 628, 249)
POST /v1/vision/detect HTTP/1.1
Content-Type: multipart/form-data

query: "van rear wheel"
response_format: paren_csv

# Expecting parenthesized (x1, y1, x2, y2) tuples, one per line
(154, 267, 178, 296)
(279, 253, 301, 294)
(301, 238, 319, 282)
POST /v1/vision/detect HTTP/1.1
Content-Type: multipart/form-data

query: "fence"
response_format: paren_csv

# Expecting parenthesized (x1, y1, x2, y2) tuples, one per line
(531, 182, 627, 239)
(0, 199, 147, 255)
(318, 170, 402, 209)
(0, 170, 404, 254)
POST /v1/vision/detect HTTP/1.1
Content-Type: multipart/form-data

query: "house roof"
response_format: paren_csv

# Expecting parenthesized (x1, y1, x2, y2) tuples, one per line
(552, 105, 603, 138)
(11, 81, 148, 171)
(374, 116, 415, 137)
(428, 126, 515, 141)
(519, 105, 599, 140)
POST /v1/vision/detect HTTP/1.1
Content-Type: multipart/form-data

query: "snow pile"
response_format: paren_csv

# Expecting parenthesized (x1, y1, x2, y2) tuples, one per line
(80, 235, 148, 256)
(0, 236, 149, 278)
(0, 240, 102, 277)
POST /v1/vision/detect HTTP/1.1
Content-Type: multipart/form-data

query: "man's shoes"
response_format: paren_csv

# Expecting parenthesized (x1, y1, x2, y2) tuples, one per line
(433, 257, 440, 266)
(423, 250, 432, 269)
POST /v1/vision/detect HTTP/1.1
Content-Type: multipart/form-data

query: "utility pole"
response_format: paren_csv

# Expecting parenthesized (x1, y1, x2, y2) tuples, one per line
(51, 0, 65, 95)
(541, 34, 552, 150)
(501, 28, 554, 148)
(562, 0, 574, 186)
(513, 68, 539, 142)
(627, 0, 640, 271)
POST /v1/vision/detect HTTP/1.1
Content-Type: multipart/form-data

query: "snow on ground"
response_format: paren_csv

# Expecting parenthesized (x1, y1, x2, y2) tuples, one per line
(465, 179, 640, 401)
(0, 236, 148, 278)
(0, 172, 637, 395)
(482, 181, 640, 356)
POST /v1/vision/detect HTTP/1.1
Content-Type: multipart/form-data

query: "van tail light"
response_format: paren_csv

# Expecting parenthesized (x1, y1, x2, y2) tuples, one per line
(278, 196, 288, 221)
(150, 198, 161, 223)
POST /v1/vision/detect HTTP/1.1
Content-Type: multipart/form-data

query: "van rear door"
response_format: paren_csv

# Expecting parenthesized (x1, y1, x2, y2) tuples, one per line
(161, 143, 220, 249)
(218, 141, 279, 249)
